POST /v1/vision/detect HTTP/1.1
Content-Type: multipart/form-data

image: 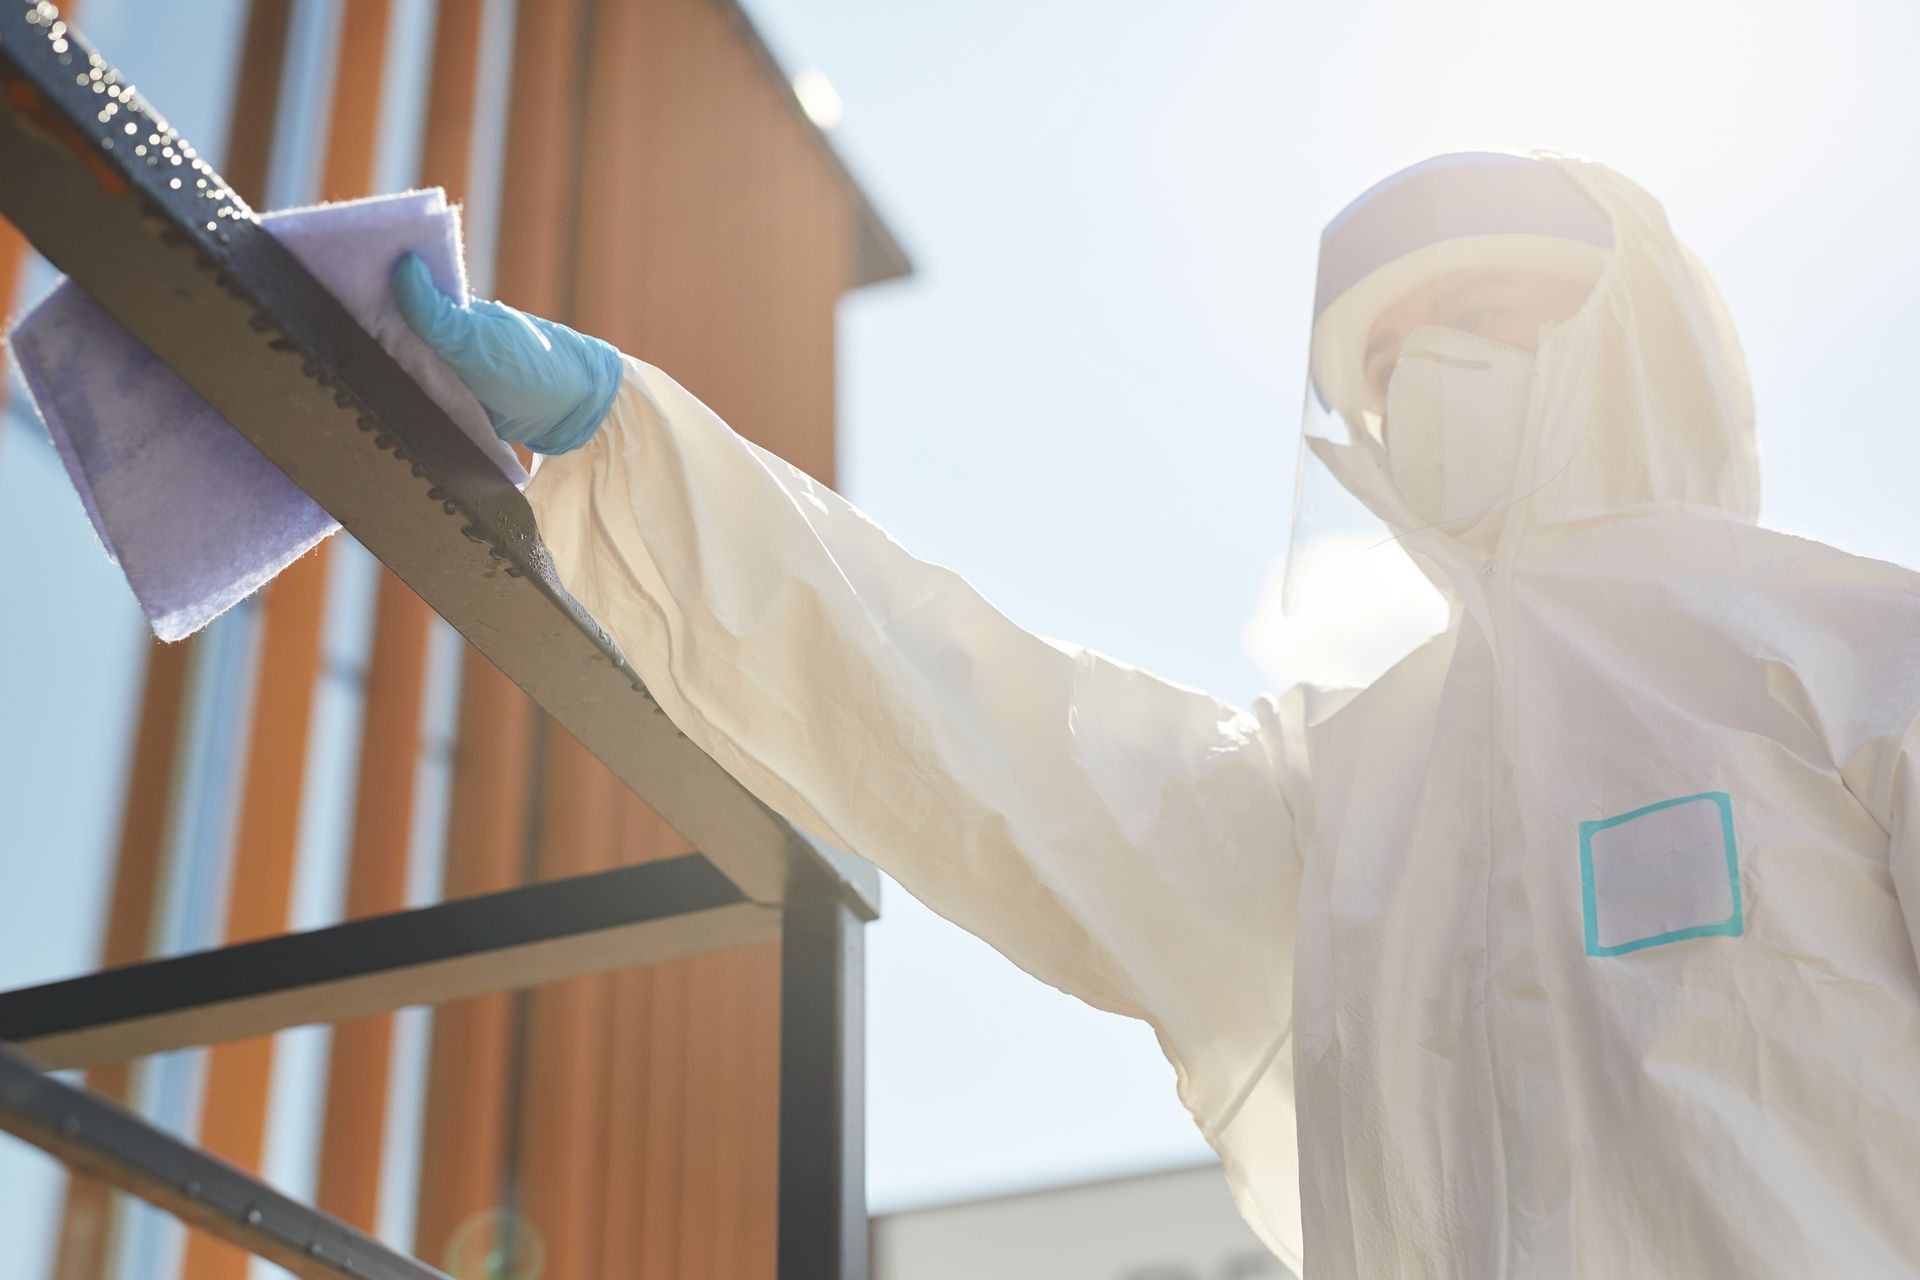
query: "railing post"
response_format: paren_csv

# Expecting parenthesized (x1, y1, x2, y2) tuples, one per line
(778, 870, 868, 1280)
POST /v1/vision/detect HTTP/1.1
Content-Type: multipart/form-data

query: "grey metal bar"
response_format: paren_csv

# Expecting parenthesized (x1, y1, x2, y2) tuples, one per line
(0, 856, 779, 1069)
(778, 867, 868, 1280)
(0, 1042, 451, 1279)
(0, 1, 879, 920)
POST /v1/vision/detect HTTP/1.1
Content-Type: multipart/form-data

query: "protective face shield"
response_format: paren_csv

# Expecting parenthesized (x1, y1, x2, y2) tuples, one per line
(1272, 153, 1614, 689)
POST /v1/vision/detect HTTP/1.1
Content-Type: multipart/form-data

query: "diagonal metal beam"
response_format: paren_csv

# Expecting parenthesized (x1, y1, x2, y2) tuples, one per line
(0, 856, 779, 1069)
(0, 1042, 451, 1279)
(0, 2, 879, 919)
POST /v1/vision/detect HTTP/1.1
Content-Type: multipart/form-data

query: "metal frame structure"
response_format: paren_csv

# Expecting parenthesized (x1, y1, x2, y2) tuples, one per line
(0, 1042, 447, 1280)
(0, 4, 877, 1277)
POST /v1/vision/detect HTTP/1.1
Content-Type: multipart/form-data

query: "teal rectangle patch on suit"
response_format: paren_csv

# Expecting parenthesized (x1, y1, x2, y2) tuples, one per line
(1580, 791, 1741, 957)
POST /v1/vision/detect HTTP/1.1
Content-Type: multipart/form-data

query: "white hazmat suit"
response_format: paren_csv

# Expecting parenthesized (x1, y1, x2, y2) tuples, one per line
(523, 152, 1920, 1276)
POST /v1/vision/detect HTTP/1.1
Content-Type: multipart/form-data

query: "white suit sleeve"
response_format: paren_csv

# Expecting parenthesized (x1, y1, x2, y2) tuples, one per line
(522, 355, 1302, 1136)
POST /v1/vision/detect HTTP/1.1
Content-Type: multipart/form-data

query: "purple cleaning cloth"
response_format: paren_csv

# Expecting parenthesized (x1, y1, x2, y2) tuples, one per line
(7, 188, 527, 642)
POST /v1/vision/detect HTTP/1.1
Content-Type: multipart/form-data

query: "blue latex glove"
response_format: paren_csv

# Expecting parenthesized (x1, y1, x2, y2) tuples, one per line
(391, 251, 623, 455)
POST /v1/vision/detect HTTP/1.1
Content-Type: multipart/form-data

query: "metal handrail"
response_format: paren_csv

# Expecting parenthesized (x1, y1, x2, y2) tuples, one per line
(0, 5, 875, 1276)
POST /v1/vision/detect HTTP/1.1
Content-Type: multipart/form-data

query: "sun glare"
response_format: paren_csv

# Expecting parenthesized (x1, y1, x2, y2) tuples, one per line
(792, 68, 845, 130)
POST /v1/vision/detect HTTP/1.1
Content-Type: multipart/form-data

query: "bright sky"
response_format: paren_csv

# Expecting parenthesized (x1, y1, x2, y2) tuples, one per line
(4, 0, 1920, 1263)
(745, 0, 1920, 1212)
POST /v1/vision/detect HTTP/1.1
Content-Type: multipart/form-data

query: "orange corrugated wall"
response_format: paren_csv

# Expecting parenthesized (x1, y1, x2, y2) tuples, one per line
(417, 3, 855, 1277)
(465, 3, 624, 1275)
(48, 1, 295, 1276)
(312, 0, 488, 1235)
(407, 0, 571, 1264)
(179, 1, 386, 1275)
(551, 0, 854, 1276)
(49, 644, 190, 1280)
(65, 0, 870, 1273)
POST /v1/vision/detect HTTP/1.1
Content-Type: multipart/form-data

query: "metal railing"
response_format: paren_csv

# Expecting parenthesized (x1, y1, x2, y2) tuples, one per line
(0, 4, 876, 1276)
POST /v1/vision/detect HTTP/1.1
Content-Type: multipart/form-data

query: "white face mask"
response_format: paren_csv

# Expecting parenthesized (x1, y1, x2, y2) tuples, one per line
(1382, 325, 1538, 534)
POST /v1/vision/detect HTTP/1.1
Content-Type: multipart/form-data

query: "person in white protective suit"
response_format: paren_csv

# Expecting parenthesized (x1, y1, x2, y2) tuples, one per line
(394, 151, 1920, 1277)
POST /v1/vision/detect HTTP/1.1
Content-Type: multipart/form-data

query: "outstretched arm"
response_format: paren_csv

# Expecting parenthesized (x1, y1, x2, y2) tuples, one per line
(394, 257, 1303, 1142)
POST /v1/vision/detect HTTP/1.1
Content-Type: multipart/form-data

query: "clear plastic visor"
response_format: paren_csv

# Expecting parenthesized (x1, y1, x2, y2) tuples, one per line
(1267, 248, 1608, 690)
(1247, 153, 1617, 691)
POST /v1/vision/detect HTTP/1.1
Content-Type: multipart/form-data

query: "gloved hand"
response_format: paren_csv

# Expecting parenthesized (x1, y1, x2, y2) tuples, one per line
(391, 251, 624, 455)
